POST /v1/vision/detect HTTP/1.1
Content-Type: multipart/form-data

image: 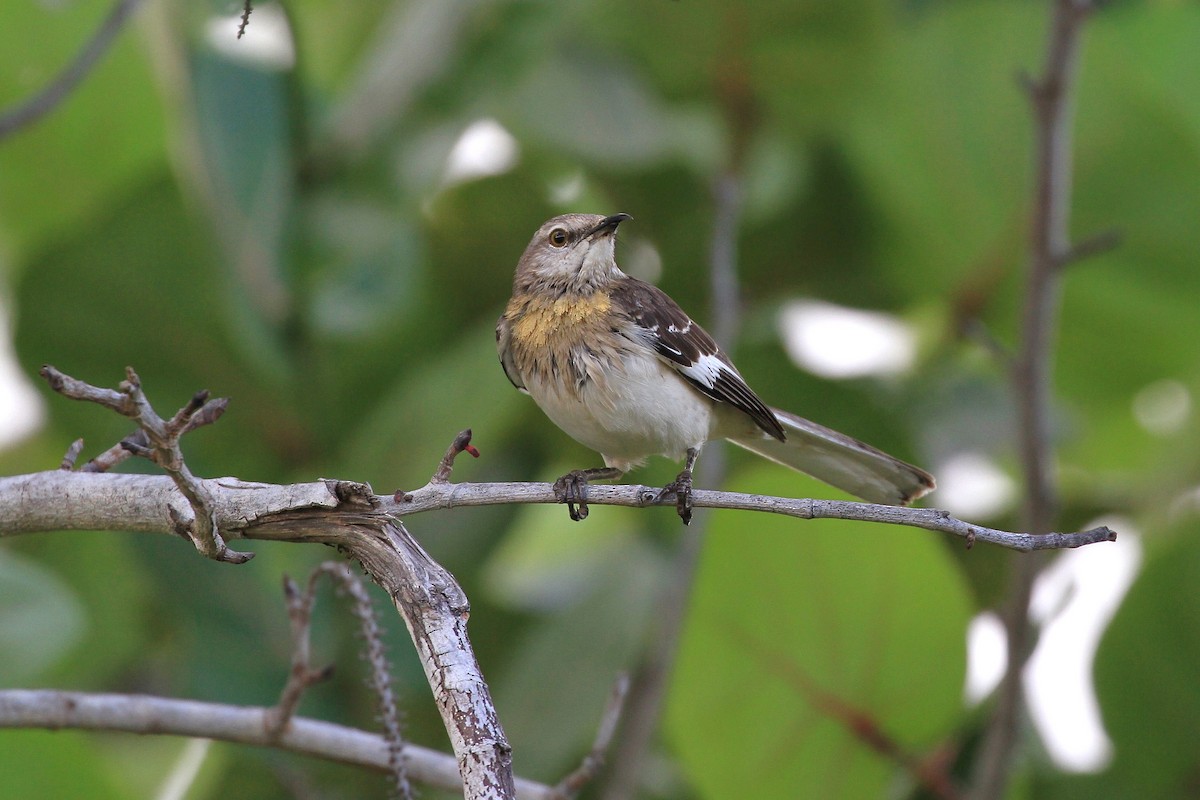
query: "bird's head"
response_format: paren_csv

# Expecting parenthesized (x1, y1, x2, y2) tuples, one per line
(513, 213, 632, 293)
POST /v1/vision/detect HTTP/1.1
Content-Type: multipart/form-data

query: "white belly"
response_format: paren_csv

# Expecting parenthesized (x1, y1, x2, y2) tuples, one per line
(527, 351, 716, 472)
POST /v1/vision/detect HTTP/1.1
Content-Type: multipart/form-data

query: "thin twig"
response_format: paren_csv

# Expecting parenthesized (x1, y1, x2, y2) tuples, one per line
(81, 397, 228, 473)
(972, 2, 1102, 798)
(40, 365, 250, 563)
(265, 576, 336, 740)
(238, 0, 254, 39)
(1057, 227, 1122, 268)
(318, 562, 410, 800)
(59, 439, 85, 471)
(426, 428, 480, 486)
(0, 0, 146, 139)
(268, 562, 410, 798)
(553, 674, 631, 799)
(395, 480, 1115, 552)
(962, 319, 1015, 370)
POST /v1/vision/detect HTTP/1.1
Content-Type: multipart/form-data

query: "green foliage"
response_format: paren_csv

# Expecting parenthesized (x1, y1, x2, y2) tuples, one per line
(0, 730, 125, 799)
(0, 0, 1197, 797)
(1093, 529, 1200, 798)
(668, 465, 971, 799)
(0, 550, 86, 683)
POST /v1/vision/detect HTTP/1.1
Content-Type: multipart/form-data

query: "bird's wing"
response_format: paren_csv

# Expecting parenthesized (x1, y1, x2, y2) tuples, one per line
(611, 278, 785, 441)
(495, 315, 527, 392)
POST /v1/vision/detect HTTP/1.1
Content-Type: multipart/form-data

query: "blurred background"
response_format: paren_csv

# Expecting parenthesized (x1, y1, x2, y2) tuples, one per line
(1, 0, 1197, 798)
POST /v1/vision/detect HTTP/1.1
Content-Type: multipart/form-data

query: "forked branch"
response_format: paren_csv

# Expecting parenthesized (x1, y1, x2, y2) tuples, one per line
(41, 365, 248, 563)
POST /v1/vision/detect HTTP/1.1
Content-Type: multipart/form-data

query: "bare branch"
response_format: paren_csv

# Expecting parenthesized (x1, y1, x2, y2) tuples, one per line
(41, 365, 249, 563)
(973, 1, 1103, 797)
(395, 480, 1115, 553)
(0, 465, 1113, 798)
(265, 575, 336, 740)
(238, 1, 254, 39)
(0, 469, 1116, 554)
(0, 0, 147, 140)
(0, 690, 554, 800)
(428, 428, 480, 486)
(82, 396, 228, 473)
(58, 439, 85, 471)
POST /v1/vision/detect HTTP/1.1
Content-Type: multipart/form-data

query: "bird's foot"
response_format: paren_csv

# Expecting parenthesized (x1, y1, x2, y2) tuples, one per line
(553, 467, 623, 521)
(553, 471, 591, 521)
(658, 468, 694, 526)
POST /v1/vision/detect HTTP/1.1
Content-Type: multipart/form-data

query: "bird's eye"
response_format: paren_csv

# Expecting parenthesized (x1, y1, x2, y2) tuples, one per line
(548, 228, 569, 248)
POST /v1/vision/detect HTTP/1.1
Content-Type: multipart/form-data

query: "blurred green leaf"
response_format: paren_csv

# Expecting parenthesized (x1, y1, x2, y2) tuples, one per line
(188, 46, 297, 383)
(844, 2, 1040, 292)
(0, 550, 86, 682)
(13, 175, 303, 480)
(492, 525, 663, 780)
(0, 1, 165, 259)
(504, 47, 676, 167)
(1094, 529, 1200, 798)
(0, 730, 124, 800)
(667, 464, 972, 799)
(482, 491, 643, 611)
(8, 534, 152, 689)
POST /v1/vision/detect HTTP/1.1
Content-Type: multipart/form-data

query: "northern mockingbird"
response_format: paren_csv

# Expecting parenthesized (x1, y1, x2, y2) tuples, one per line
(496, 213, 935, 523)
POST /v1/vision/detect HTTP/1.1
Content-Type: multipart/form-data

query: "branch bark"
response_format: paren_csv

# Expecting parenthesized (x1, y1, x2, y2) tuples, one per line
(395, 479, 1114, 551)
(0, 472, 1115, 553)
(0, 690, 554, 800)
(41, 365, 250, 563)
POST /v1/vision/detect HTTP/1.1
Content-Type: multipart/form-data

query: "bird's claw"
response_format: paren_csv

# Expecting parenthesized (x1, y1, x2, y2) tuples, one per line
(657, 469, 694, 525)
(554, 470, 591, 521)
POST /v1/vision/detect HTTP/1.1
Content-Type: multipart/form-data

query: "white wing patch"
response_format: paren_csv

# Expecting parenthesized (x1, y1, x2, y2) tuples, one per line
(679, 352, 728, 392)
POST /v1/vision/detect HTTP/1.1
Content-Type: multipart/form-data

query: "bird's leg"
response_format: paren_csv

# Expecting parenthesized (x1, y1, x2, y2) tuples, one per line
(553, 466, 624, 521)
(658, 447, 700, 525)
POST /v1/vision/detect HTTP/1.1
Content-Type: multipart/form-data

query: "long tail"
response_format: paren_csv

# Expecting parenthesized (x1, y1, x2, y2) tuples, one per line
(726, 407, 935, 506)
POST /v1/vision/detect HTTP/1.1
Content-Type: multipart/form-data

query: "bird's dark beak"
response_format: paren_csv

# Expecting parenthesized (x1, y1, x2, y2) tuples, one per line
(587, 213, 632, 237)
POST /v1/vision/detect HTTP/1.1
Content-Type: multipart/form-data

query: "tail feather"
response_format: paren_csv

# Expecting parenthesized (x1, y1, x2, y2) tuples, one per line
(726, 407, 935, 506)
